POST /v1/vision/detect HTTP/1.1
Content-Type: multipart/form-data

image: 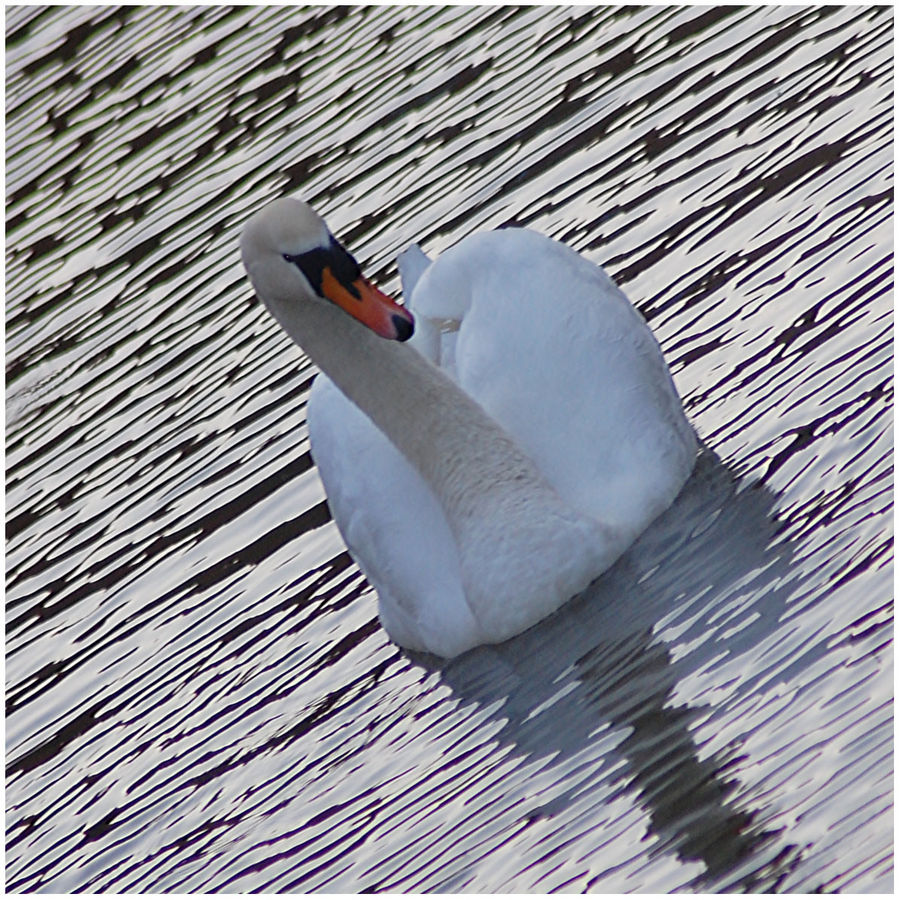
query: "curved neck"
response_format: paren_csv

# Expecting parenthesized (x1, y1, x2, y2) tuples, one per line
(270, 295, 555, 523)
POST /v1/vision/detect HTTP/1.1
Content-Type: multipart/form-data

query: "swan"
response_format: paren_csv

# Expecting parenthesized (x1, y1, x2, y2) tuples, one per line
(240, 198, 697, 657)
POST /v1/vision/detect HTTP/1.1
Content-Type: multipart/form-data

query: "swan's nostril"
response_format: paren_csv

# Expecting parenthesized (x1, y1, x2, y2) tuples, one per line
(392, 313, 415, 342)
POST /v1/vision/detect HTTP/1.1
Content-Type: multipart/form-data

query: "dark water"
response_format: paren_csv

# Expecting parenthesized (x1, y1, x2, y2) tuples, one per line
(6, 5, 892, 893)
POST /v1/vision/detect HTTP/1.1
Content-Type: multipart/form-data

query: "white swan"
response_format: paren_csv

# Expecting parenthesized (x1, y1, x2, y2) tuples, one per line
(241, 198, 697, 657)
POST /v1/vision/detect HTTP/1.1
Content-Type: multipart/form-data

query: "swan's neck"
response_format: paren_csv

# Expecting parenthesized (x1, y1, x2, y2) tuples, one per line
(272, 295, 557, 525)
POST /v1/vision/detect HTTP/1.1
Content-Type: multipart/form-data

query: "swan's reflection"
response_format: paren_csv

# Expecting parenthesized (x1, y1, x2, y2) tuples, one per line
(418, 450, 806, 890)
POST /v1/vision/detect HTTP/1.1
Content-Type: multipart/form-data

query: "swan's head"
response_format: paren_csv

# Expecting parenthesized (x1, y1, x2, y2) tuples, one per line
(240, 197, 414, 341)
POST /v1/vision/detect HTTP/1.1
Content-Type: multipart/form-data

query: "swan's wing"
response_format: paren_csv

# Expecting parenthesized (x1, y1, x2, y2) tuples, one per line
(397, 244, 445, 366)
(397, 243, 431, 295)
(416, 229, 698, 541)
(400, 243, 463, 377)
(308, 372, 481, 657)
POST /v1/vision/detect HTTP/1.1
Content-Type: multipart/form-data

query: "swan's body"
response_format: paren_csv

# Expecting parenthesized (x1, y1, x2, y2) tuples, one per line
(241, 199, 697, 657)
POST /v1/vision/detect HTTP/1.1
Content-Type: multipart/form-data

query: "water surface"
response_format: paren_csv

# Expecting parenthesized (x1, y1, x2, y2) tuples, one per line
(6, 5, 892, 892)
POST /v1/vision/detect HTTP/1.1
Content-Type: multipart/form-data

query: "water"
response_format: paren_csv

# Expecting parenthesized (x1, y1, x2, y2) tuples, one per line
(6, 5, 892, 893)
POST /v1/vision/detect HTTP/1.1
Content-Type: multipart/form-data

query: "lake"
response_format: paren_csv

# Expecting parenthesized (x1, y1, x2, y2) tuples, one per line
(6, 4, 892, 892)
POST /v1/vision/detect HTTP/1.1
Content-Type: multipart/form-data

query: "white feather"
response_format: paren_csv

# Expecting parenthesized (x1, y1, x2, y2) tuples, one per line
(304, 226, 697, 656)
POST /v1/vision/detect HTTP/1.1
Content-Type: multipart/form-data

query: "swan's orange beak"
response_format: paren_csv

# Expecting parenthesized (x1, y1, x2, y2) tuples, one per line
(321, 267, 415, 342)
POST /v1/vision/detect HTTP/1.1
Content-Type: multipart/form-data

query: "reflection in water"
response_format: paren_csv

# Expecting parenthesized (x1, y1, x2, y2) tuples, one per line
(429, 453, 807, 891)
(580, 636, 800, 892)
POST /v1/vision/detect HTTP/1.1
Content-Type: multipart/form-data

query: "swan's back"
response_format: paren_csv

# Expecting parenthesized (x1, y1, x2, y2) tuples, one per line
(409, 228, 697, 545)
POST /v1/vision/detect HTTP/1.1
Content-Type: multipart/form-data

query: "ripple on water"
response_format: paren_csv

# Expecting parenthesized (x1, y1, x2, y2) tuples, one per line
(5, 4, 892, 894)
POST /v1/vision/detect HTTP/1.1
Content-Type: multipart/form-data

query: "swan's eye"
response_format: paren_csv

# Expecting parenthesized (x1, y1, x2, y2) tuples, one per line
(281, 238, 362, 300)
